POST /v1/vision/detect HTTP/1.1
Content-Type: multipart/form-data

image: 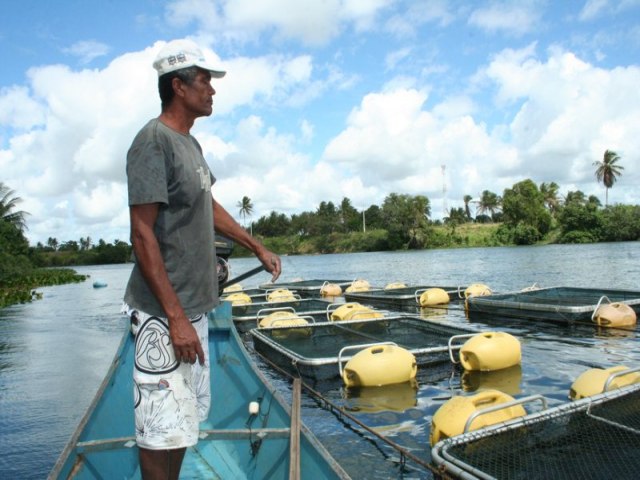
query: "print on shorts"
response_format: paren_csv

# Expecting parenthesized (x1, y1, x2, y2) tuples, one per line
(134, 316, 179, 375)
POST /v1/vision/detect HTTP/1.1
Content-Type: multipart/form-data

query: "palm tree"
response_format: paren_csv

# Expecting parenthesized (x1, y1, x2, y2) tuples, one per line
(237, 196, 254, 232)
(477, 190, 501, 220)
(593, 150, 624, 206)
(463, 195, 473, 220)
(0, 182, 29, 232)
(539, 182, 560, 215)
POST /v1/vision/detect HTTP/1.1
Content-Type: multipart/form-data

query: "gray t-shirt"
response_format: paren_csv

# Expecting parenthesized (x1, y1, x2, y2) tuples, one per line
(124, 118, 218, 317)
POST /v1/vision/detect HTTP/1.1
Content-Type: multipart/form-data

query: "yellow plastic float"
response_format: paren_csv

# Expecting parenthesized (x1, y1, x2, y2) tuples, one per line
(330, 303, 383, 321)
(223, 283, 243, 293)
(258, 311, 311, 340)
(569, 365, 640, 400)
(224, 292, 252, 305)
(266, 288, 297, 303)
(418, 288, 450, 307)
(258, 311, 308, 328)
(592, 302, 637, 328)
(458, 332, 521, 371)
(385, 282, 407, 290)
(320, 282, 342, 297)
(429, 389, 526, 446)
(464, 283, 492, 298)
(341, 344, 417, 387)
(345, 279, 371, 293)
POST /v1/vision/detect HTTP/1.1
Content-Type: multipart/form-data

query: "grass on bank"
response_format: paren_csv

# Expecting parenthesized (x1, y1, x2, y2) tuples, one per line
(232, 223, 508, 256)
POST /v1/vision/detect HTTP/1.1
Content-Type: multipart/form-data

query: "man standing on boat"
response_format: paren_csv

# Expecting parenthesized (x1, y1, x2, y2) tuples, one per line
(122, 39, 281, 479)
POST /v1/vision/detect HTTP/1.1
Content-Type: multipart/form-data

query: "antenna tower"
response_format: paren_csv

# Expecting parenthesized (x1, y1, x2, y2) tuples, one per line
(441, 165, 448, 217)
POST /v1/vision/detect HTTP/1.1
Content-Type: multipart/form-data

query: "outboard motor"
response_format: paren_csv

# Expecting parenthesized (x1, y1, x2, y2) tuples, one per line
(215, 235, 234, 295)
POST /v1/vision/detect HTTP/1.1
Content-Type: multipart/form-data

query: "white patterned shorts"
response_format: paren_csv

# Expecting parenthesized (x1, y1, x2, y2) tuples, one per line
(123, 304, 211, 450)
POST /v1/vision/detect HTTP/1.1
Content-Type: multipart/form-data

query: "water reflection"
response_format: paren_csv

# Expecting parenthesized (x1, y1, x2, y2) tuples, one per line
(460, 365, 523, 395)
(342, 380, 418, 413)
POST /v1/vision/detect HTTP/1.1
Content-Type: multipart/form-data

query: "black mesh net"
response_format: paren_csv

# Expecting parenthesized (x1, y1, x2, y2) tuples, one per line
(438, 388, 640, 479)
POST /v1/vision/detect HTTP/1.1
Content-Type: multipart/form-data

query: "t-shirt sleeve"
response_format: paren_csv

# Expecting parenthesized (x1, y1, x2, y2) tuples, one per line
(126, 128, 170, 206)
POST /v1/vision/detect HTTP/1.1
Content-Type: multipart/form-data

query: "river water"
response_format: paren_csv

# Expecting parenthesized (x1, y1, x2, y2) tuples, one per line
(1, 242, 639, 479)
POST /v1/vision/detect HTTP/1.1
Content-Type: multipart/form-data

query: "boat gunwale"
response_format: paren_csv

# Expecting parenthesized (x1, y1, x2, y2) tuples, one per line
(48, 328, 130, 480)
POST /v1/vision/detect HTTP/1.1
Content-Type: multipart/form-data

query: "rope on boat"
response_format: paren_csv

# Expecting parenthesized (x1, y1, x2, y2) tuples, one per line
(257, 352, 453, 479)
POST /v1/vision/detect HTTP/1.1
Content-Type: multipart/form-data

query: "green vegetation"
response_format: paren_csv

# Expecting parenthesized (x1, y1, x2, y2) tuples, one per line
(2, 150, 637, 306)
(1, 181, 96, 307)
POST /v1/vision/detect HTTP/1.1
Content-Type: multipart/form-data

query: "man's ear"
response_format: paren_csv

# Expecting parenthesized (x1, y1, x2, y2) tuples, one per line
(172, 77, 185, 97)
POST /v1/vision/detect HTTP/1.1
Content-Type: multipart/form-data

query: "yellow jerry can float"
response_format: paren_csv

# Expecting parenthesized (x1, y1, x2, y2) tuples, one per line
(418, 288, 450, 307)
(592, 302, 637, 328)
(345, 279, 371, 293)
(459, 332, 521, 371)
(569, 365, 640, 400)
(341, 344, 417, 387)
(464, 283, 492, 298)
(224, 292, 252, 305)
(330, 303, 383, 321)
(258, 311, 308, 329)
(384, 282, 407, 290)
(223, 283, 243, 293)
(258, 311, 311, 340)
(429, 389, 526, 446)
(320, 282, 342, 297)
(266, 288, 297, 303)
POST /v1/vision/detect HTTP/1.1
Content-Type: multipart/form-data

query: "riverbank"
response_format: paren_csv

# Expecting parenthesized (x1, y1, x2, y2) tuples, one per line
(0, 268, 87, 308)
(234, 223, 516, 256)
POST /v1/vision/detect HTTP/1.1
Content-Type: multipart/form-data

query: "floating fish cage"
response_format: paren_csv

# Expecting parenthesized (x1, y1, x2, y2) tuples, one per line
(220, 287, 269, 300)
(344, 285, 465, 312)
(258, 280, 353, 298)
(431, 383, 640, 479)
(466, 286, 640, 324)
(250, 316, 477, 381)
(232, 298, 334, 332)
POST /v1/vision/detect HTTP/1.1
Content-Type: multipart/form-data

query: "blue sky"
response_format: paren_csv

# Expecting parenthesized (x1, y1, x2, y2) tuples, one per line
(1, 0, 639, 245)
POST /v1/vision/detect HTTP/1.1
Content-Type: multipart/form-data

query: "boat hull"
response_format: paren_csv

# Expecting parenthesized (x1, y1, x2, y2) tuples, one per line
(49, 302, 349, 479)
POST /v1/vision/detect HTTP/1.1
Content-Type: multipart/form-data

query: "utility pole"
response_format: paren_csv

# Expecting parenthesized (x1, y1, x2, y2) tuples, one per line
(441, 165, 448, 218)
(362, 210, 366, 233)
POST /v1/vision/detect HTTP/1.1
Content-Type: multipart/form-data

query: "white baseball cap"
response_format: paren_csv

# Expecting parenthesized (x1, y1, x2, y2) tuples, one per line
(153, 39, 226, 78)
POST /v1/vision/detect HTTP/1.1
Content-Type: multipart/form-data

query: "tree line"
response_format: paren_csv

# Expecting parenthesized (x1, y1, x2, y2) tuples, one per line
(1, 149, 634, 305)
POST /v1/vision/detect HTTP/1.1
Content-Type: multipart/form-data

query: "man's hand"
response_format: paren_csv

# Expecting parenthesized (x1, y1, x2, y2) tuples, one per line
(257, 248, 282, 282)
(169, 315, 205, 365)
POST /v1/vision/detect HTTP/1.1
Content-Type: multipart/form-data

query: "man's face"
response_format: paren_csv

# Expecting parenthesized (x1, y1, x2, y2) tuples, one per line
(181, 70, 215, 118)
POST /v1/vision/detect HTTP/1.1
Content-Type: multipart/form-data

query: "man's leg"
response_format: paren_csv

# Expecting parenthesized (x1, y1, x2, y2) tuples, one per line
(139, 447, 187, 480)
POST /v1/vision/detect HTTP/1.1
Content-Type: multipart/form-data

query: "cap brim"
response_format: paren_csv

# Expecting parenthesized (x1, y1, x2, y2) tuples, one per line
(195, 61, 226, 78)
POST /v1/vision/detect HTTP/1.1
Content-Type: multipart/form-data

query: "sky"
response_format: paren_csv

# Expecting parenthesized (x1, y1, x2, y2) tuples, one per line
(1, 0, 640, 246)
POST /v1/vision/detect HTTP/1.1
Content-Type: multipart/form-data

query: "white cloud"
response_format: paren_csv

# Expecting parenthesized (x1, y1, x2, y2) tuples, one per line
(579, 0, 610, 21)
(468, 2, 543, 36)
(384, 1, 455, 37)
(484, 46, 640, 184)
(3, 2, 640, 244)
(165, 0, 393, 46)
(0, 86, 46, 129)
(63, 40, 110, 64)
(212, 54, 315, 113)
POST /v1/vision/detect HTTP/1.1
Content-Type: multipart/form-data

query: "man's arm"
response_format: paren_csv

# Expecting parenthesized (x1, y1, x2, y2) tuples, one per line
(129, 203, 205, 365)
(212, 198, 282, 282)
